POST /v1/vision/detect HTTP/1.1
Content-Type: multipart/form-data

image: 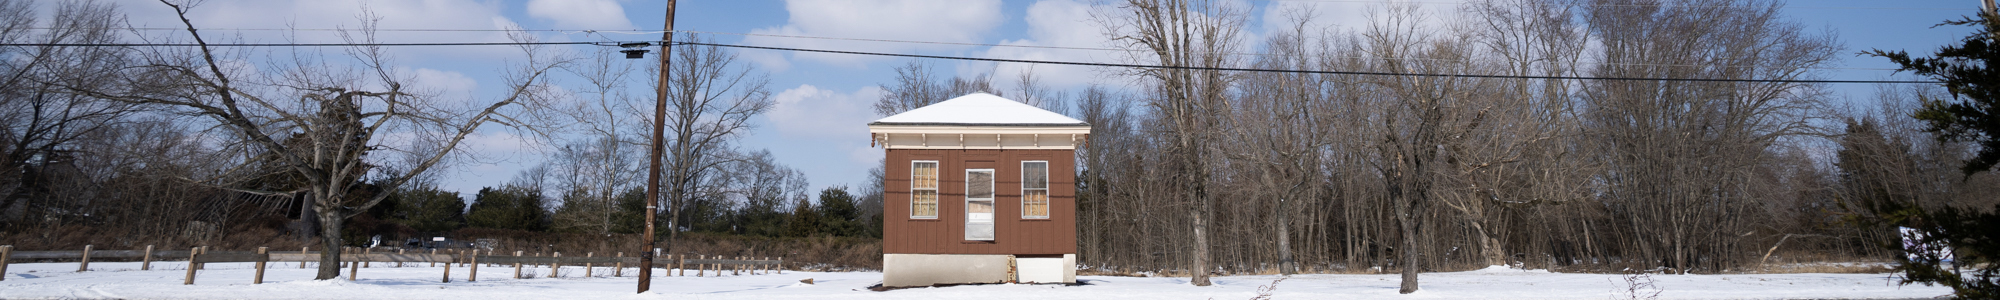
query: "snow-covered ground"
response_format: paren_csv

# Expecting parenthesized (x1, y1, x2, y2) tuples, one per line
(0, 261, 1953, 299)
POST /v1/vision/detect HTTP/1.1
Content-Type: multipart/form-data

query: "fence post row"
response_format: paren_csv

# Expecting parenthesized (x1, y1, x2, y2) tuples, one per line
(0, 246, 789, 285)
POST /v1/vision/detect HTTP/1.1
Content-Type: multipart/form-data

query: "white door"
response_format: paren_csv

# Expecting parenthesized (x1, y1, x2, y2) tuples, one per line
(965, 169, 995, 241)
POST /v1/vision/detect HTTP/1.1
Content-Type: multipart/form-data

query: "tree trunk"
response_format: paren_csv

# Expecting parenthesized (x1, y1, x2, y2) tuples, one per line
(314, 206, 345, 280)
(1474, 223, 1506, 267)
(1190, 206, 1211, 286)
(1397, 201, 1419, 294)
(1277, 197, 1295, 275)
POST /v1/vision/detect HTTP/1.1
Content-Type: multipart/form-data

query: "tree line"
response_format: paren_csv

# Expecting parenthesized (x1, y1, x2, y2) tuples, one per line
(863, 0, 1999, 293)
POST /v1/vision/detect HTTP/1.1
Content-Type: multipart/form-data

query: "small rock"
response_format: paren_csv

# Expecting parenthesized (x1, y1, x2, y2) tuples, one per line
(800, 278, 814, 285)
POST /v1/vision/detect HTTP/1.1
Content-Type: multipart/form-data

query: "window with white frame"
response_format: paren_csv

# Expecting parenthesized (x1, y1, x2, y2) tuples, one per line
(911, 161, 939, 219)
(965, 169, 996, 241)
(1022, 161, 1050, 219)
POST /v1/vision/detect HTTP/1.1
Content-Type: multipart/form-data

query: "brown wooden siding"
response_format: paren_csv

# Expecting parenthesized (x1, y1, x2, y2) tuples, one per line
(882, 149, 1077, 255)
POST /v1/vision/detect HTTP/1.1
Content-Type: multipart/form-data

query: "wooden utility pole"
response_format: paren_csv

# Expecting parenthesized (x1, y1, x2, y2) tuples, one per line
(639, 0, 678, 293)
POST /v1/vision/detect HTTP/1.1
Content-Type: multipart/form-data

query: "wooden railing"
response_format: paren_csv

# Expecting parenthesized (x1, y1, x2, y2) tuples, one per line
(0, 245, 786, 285)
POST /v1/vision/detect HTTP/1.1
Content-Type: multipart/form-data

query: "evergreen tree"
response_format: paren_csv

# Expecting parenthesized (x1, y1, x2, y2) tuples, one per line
(816, 186, 861, 237)
(1863, 11, 2000, 297)
(465, 186, 549, 231)
(391, 186, 466, 233)
(611, 187, 648, 234)
(783, 197, 821, 238)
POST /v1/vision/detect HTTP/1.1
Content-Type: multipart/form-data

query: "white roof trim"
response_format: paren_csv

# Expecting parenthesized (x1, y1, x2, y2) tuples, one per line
(869, 93, 1087, 126)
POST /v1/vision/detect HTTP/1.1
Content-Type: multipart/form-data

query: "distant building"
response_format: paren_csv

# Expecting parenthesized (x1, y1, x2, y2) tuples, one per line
(869, 93, 1089, 287)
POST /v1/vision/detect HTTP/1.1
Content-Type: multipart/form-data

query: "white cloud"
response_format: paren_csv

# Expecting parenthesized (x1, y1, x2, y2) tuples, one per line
(1258, 0, 1465, 37)
(525, 0, 635, 30)
(766, 84, 884, 138)
(743, 0, 1005, 70)
(407, 67, 480, 98)
(981, 0, 1118, 90)
(117, 0, 535, 61)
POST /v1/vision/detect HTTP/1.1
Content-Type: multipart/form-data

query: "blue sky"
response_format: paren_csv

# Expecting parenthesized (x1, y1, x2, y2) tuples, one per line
(98, 0, 1973, 201)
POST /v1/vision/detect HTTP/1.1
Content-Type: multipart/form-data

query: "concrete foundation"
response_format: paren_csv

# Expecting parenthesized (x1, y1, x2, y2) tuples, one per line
(882, 254, 1076, 287)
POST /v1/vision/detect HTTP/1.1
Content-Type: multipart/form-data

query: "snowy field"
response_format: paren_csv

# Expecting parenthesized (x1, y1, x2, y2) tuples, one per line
(0, 261, 1953, 299)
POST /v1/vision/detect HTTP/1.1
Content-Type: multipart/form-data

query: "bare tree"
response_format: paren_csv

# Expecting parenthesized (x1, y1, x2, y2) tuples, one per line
(874, 60, 998, 116)
(1225, 11, 1337, 275)
(1099, 0, 1248, 286)
(655, 34, 773, 251)
(62, 1, 571, 279)
(1581, 0, 1837, 273)
(544, 50, 643, 234)
(0, 0, 136, 225)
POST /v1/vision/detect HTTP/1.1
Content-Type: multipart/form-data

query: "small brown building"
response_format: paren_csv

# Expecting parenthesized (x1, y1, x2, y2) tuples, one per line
(869, 93, 1089, 287)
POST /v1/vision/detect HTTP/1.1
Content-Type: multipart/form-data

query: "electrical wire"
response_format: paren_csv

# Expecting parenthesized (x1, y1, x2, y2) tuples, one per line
(0, 40, 1939, 84)
(14, 26, 1907, 71)
(0, 42, 596, 47)
(673, 41, 1937, 84)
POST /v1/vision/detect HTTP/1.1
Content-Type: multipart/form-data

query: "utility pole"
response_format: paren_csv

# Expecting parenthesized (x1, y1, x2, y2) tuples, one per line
(639, 0, 677, 294)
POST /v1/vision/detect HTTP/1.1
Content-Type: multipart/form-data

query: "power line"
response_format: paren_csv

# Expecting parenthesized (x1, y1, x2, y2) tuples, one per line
(1254, 0, 1969, 10)
(0, 41, 595, 47)
(0, 40, 1938, 84)
(9, 27, 1907, 71)
(674, 41, 1938, 84)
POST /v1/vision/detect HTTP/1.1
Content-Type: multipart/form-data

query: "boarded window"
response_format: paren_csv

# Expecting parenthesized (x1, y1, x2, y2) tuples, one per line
(1022, 161, 1049, 219)
(912, 161, 939, 219)
(966, 169, 995, 241)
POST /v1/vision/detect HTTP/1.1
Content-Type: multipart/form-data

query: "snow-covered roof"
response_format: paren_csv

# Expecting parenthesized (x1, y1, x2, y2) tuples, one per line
(869, 93, 1087, 126)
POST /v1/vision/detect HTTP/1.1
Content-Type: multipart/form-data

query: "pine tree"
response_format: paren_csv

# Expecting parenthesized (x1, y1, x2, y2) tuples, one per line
(1861, 9, 2000, 299)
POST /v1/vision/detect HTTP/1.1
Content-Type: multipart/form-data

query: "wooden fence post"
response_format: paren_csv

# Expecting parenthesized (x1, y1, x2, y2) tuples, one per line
(549, 252, 561, 278)
(677, 254, 685, 277)
(778, 257, 783, 274)
(254, 247, 268, 284)
(362, 248, 370, 268)
(614, 252, 623, 277)
(584, 252, 594, 278)
(430, 249, 437, 267)
(697, 255, 705, 277)
(348, 252, 359, 281)
(77, 245, 93, 272)
(300, 247, 308, 269)
(141, 245, 155, 271)
(182, 247, 198, 285)
(442, 255, 452, 283)
(512, 251, 523, 279)
(1, 245, 12, 281)
(733, 256, 741, 276)
(468, 250, 479, 282)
